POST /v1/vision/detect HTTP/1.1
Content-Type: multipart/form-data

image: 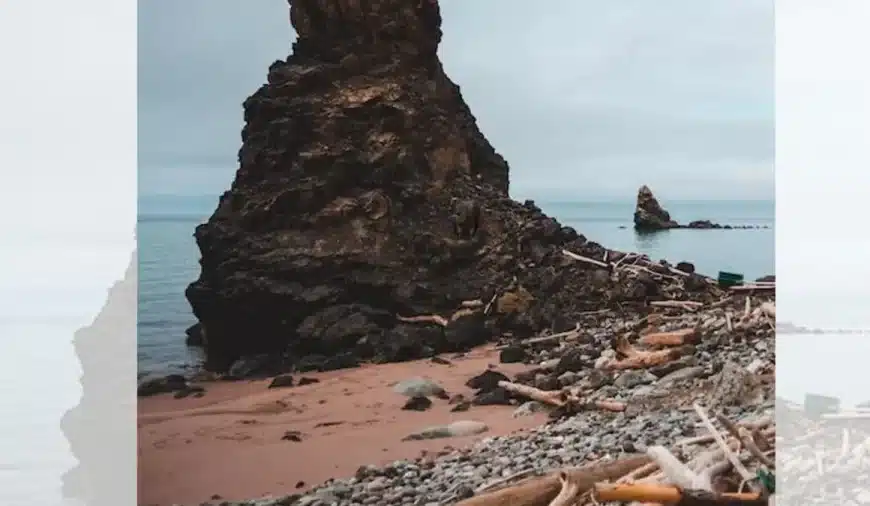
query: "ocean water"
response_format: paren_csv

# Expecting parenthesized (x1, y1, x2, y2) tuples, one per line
(138, 195, 774, 375)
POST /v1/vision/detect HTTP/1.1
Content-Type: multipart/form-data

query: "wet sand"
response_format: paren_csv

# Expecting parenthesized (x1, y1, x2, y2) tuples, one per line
(137, 346, 549, 505)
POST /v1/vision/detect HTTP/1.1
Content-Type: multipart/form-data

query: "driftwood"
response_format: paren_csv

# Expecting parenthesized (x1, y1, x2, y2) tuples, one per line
(497, 324, 581, 350)
(547, 472, 584, 506)
(593, 483, 764, 505)
(396, 314, 449, 327)
(396, 307, 480, 327)
(651, 300, 704, 311)
(729, 284, 775, 292)
(693, 403, 758, 490)
(452, 455, 652, 506)
(716, 413, 776, 469)
(561, 249, 609, 268)
(498, 381, 566, 406)
(598, 335, 688, 370)
(639, 328, 699, 347)
(461, 299, 485, 309)
(497, 381, 626, 412)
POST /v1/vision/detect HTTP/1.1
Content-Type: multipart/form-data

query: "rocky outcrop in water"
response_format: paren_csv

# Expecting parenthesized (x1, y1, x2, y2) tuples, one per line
(185, 0, 722, 375)
(633, 185, 769, 231)
(633, 185, 678, 231)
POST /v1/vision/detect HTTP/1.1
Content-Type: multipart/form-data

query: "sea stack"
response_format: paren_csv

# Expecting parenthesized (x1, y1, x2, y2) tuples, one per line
(185, 0, 714, 374)
(633, 185, 678, 231)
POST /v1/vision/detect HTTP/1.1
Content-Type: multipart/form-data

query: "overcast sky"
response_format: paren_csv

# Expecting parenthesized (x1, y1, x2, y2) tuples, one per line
(139, 0, 773, 201)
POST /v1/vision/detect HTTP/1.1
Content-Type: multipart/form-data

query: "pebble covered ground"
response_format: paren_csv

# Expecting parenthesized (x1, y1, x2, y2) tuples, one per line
(173, 292, 774, 506)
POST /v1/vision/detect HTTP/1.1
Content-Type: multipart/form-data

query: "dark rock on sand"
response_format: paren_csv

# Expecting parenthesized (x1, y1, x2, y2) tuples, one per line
(184, 0, 724, 375)
(297, 376, 320, 386)
(465, 369, 510, 393)
(268, 374, 295, 389)
(450, 400, 471, 412)
(173, 385, 206, 399)
(472, 386, 512, 406)
(498, 345, 527, 364)
(633, 185, 678, 231)
(137, 374, 187, 397)
(401, 395, 433, 411)
(281, 430, 303, 442)
(227, 355, 287, 379)
(448, 394, 466, 405)
(430, 356, 452, 365)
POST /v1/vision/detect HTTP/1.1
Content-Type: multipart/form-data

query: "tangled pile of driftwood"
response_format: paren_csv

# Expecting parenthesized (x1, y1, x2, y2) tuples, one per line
(483, 293, 775, 420)
(442, 286, 777, 505)
(452, 404, 775, 506)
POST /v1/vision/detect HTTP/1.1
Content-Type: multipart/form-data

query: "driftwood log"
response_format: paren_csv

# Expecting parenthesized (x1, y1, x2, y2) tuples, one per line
(452, 455, 651, 506)
(598, 334, 690, 370)
(497, 381, 626, 413)
(639, 328, 700, 347)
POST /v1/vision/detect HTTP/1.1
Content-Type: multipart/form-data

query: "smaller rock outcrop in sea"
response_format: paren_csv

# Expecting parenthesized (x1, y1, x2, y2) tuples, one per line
(632, 185, 769, 231)
(633, 185, 678, 231)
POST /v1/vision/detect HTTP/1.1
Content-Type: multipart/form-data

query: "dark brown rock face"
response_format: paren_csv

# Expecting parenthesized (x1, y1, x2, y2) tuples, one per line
(633, 185, 678, 231)
(185, 0, 717, 373)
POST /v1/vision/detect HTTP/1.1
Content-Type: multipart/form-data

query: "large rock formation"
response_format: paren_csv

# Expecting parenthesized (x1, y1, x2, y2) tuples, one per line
(633, 185, 678, 231)
(185, 0, 718, 374)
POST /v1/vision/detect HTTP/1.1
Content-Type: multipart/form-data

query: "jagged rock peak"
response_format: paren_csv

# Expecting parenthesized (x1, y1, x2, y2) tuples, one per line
(289, 0, 442, 60)
(633, 185, 678, 231)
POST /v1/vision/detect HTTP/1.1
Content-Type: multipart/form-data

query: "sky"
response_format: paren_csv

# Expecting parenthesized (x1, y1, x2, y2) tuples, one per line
(139, 0, 774, 201)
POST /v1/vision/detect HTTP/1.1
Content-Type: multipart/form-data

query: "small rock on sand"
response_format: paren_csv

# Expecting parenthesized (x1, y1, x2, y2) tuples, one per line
(173, 385, 206, 399)
(137, 374, 187, 397)
(498, 346, 526, 364)
(402, 396, 433, 411)
(268, 375, 295, 389)
(451, 400, 471, 412)
(402, 420, 489, 441)
(465, 369, 509, 393)
(393, 377, 448, 399)
(472, 387, 512, 406)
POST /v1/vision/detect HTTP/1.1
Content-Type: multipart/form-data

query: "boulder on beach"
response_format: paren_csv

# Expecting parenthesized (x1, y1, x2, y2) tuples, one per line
(401, 420, 489, 441)
(633, 185, 678, 231)
(184, 0, 723, 375)
(392, 377, 448, 398)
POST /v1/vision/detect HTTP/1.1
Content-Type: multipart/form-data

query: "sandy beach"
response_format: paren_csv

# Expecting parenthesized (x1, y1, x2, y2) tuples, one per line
(137, 346, 548, 505)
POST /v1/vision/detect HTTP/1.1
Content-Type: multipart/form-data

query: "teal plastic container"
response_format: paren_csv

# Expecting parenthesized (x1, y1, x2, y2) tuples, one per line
(717, 271, 744, 288)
